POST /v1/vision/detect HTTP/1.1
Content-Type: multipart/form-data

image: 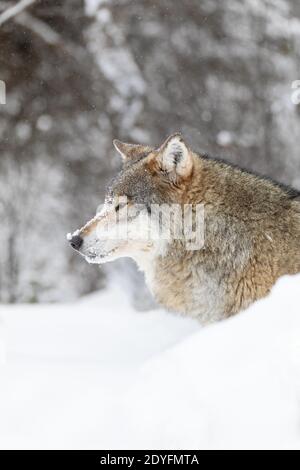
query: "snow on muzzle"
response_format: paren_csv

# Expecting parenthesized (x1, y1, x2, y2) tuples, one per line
(66, 202, 129, 263)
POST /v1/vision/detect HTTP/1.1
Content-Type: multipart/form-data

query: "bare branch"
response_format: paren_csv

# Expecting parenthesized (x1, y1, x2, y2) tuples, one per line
(0, 0, 35, 26)
(14, 10, 86, 63)
(0, 0, 85, 63)
(15, 11, 61, 45)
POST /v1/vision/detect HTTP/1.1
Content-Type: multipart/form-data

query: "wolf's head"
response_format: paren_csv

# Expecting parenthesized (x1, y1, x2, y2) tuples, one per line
(67, 133, 195, 265)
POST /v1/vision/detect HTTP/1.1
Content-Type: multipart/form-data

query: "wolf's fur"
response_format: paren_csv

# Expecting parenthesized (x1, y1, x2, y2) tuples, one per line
(70, 134, 300, 324)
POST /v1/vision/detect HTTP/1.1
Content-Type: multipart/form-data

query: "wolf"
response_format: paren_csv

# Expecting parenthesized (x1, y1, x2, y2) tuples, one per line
(68, 134, 300, 323)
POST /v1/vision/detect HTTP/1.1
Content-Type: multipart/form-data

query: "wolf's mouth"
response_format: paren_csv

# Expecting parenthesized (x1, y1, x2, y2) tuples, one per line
(85, 247, 118, 263)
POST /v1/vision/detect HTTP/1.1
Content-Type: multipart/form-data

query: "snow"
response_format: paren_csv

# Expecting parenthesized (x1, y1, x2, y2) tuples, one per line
(85, 0, 110, 17)
(217, 130, 233, 147)
(0, 274, 299, 450)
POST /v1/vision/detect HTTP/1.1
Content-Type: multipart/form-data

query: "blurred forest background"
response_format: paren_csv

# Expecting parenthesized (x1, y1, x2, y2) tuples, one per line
(0, 0, 299, 305)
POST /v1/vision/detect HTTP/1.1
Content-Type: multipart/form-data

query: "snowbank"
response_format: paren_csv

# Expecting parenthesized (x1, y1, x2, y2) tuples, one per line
(0, 275, 299, 449)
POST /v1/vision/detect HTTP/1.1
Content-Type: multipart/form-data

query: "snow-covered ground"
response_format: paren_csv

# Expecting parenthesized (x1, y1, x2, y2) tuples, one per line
(0, 275, 299, 450)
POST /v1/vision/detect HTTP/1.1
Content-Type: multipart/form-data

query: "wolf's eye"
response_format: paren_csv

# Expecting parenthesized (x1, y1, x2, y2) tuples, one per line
(115, 202, 127, 212)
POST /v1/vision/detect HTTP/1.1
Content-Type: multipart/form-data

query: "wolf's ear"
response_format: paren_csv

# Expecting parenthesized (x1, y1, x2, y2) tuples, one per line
(113, 140, 134, 161)
(113, 140, 152, 161)
(158, 133, 193, 179)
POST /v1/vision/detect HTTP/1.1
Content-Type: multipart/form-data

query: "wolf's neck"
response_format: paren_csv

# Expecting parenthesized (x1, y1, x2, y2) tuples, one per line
(132, 243, 189, 300)
(131, 241, 170, 285)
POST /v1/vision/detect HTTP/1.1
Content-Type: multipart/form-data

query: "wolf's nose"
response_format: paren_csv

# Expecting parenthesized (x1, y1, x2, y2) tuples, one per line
(69, 235, 83, 251)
